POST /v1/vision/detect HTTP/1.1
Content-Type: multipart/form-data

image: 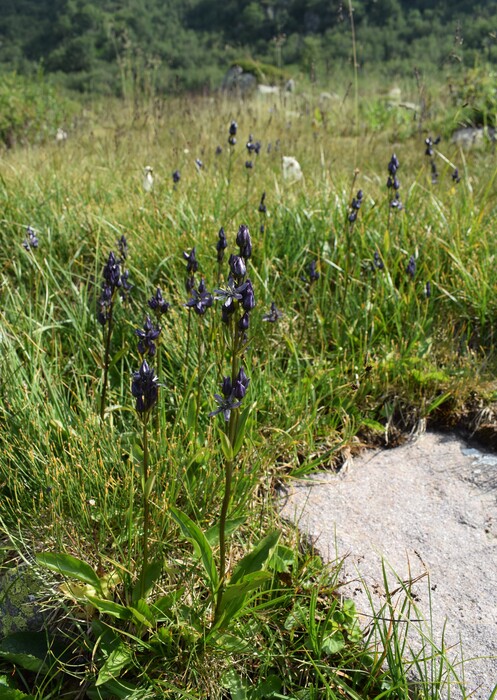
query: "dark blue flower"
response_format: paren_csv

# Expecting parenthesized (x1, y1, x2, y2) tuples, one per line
(148, 287, 170, 315)
(258, 192, 267, 214)
(236, 224, 252, 260)
(425, 281, 431, 298)
(406, 255, 416, 279)
(214, 277, 248, 310)
(233, 366, 250, 399)
(238, 312, 250, 331)
(262, 302, 283, 322)
(172, 170, 181, 184)
(132, 360, 159, 413)
(185, 279, 213, 315)
(241, 279, 255, 311)
(452, 168, 461, 184)
(23, 226, 39, 251)
(229, 254, 246, 279)
(117, 235, 128, 262)
(183, 248, 199, 275)
(373, 251, 384, 270)
(136, 316, 161, 357)
(216, 227, 227, 263)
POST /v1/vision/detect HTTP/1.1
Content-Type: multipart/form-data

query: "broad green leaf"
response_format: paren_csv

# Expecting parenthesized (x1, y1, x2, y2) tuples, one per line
(321, 630, 345, 655)
(268, 544, 295, 573)
(253, 675, 283, 698)
(221, 669, 248, 700)
(214, 573, 272, 630)
(232, 403, 253, 457)
(86, 596, 132, 621)
(0, 690, 36, 700)
(143, 473, 156, 499)
(229, 531, 280, 585)
(170, 507, 218, 594)
(221, 572, 272, 605)
(96, 645, 133, 686)
(205, 517, 246, 546)
(36, 552, 103, 596)
(218, 428, 233, 461)
(133, 558, 163, 605)
(0, 632, 50, 673)
(128, 599, 155, 627)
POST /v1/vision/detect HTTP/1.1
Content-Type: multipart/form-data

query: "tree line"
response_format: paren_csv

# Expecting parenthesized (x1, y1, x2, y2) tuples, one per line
(0, 0, 496, 93)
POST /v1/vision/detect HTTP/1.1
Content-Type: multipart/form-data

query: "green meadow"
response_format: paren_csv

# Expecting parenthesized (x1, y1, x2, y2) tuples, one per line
(1, 75, 497, 699)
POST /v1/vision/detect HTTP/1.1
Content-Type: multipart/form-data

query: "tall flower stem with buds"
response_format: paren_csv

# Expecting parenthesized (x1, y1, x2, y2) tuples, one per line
(131, 360, 159, 600)
(97, 245, 131, 420)
(211, 226, 254, 624)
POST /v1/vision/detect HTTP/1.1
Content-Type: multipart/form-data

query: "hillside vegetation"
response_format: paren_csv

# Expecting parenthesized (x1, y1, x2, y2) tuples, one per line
(1, 0, 497, 92)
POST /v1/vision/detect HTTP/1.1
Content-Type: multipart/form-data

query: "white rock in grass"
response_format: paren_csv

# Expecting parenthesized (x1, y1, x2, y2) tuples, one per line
(282, 156, 303, 183)
(142, 165, 154, 192)
(55, 127, 68, 143)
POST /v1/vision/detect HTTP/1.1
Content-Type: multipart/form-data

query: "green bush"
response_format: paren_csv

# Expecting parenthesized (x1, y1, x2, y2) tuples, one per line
(0, 72, 80, 148)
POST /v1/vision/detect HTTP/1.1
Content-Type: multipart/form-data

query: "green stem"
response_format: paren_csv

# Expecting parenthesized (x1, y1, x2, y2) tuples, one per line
(214, 311, 241, 623)
(100, 302, 114, 421)
(139, 413, 150, 601)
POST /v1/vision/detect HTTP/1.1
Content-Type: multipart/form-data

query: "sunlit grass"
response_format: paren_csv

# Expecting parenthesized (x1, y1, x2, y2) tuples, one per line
(1, 83, 496, 698)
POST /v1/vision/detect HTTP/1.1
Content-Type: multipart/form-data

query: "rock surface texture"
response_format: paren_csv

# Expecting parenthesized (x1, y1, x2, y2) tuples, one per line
(279, 431, 497, 699)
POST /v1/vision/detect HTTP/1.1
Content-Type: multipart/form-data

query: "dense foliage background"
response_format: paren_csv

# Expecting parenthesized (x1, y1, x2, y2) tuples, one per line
(1, 0, 497, 93)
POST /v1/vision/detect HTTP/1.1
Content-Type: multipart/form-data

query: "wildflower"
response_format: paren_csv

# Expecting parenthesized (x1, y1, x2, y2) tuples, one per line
(229, 254, 246, 279)
(240, 279, 256, 311)
(406, 255, 416, 279)
(424, 136, 440, 157)
(185, 279, 213, 315)
(172, 170, 181, 184)
(216, 227, 227, 263)
(388, 153, 400, 176)
(214, 277, 248, 310)
(148, 287, 170, 315)
(247, 138, 261, 155)
(23, 226, 39, 251)
(390, 191, 403, 210)
(183, 248, 199, 275)
(233, 367, 250, 399)
(209, 377, 242, 421)
(425, 281, 431, 298)
(262, 302, 283, 322)
(117, 235, 128, 262)
(308, 260, 320, 283)
(238, 312, 250, 331)
(228, 120, 237, 146)
(143, 166, 154, 193)
(245, 160, 253, 169)
(258, 192, 267, 214)
(282, 156, 303, 182)
(102, 251, 121, 288)
(373, 251, 384, 270)
(136, 316, 161, 357)
(215, 145, 223, 155)
(195, 158, 203, 170)
(431, 161, 438, 185)
(236, 224, 252, 260)
(131, 360, 159, 413)
(348, 189, 364, 222)
(98, 251, 131, 325)
(452, 168, 461, 184)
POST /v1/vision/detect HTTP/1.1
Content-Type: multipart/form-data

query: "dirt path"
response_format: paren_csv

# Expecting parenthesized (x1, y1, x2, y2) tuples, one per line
(279, 431, 497, 699)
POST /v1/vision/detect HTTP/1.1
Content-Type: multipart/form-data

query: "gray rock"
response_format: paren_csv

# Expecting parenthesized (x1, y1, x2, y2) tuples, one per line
(280, 432, 497, 699)
(452, 127, 496, 149)
(221, 66, 257, 96)
(0, 564, 49, 637)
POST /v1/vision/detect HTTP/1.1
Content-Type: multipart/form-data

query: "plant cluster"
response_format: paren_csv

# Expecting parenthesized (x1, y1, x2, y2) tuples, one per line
(0, 90, 495, 700)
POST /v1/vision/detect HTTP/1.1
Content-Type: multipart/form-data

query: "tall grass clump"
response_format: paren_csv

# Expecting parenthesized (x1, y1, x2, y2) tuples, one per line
(0, 79, 496, 699)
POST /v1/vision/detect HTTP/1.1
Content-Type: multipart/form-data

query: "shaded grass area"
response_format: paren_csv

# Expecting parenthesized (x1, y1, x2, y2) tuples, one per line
(1, 89, 497, 698)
